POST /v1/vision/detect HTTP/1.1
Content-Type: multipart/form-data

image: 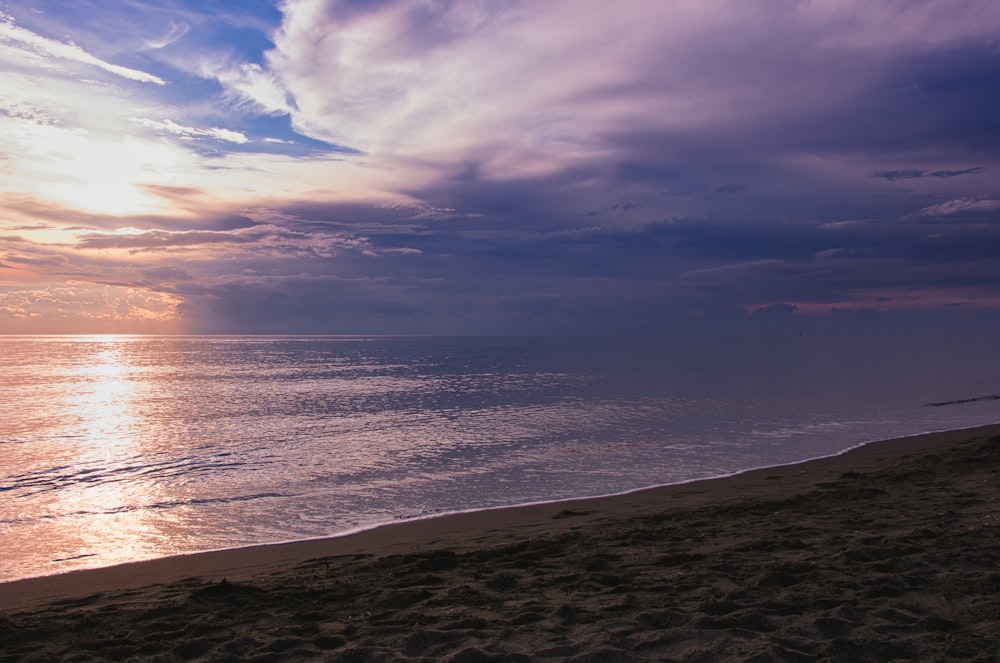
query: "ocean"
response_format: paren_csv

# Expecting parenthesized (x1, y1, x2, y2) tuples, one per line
(2, 334, 998, 582)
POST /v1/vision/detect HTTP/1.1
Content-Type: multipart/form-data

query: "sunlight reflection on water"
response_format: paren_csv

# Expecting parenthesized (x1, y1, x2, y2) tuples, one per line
(8, 338, 177, 574)
(2, 334, 999, 581)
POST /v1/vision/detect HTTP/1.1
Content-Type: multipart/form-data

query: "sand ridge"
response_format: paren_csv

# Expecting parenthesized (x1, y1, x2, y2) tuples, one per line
(2, 425, 999, 661)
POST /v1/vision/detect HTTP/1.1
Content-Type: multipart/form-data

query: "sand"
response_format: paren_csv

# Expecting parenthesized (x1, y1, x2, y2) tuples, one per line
(2, 425, 999, 662)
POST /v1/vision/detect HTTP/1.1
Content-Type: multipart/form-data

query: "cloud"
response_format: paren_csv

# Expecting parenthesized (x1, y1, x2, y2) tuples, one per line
(0, 11, 165, 84)
(919, 197, 1000, 217)
(874, 167, 985, 181)
(931, 168, 987, 178)
(267, 0, 1000, 152)
(144, 21, 190, 50)
(0, 282, 183, 332)
(214, 0, 997, 236)
(75, 223, 380, 259)
(135, 118, 250, 144)
(1, 252, 69, 268)
(212, 61, 294, 115)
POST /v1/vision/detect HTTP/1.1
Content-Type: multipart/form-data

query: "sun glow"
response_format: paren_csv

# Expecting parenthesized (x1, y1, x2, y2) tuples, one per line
(0, 101, 200, 217)
(25, 133, 188, 216)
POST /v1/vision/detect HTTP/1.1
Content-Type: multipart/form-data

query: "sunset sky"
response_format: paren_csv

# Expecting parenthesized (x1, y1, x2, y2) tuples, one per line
(2, 0, 999, 334)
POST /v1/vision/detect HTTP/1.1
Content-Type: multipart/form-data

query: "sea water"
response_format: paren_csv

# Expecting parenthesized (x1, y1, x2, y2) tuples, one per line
(2, 334, 999, 582)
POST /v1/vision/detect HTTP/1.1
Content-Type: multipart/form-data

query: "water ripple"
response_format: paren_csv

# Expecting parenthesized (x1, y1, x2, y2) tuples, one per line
(2, 334, 999, 581)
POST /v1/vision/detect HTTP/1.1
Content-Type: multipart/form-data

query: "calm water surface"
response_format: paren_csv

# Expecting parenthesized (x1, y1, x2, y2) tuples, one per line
(2, 334, 998, 581)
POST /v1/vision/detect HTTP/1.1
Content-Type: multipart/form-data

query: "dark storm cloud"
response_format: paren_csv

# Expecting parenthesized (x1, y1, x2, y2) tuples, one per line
(168, 195, 1000, 334)
(395, 42, 1000, 236)
(296, 14, 998, 334)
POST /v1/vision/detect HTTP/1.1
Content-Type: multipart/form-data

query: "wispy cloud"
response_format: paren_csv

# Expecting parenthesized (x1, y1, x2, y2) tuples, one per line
(135, 118, 250, 145)
(919, 197, 1000, 217)
(0, 11, 165, 84)
(75, 224, 379, 258)
(211, 61, 294, 115)
(873, 167, 985, 181)
(144, 21, 190, 50)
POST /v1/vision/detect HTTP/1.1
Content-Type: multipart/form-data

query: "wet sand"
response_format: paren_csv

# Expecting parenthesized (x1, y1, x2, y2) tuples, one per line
(2, 425, 999, 662)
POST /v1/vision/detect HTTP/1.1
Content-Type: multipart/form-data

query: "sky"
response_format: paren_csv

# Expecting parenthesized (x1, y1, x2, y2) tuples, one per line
(1, 0, 999, 335)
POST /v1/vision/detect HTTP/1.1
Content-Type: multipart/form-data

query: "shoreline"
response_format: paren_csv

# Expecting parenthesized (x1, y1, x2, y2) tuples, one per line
(3, 423, 998, 609)
(3, 423, 999, 661)
(3, 422, 992, 592)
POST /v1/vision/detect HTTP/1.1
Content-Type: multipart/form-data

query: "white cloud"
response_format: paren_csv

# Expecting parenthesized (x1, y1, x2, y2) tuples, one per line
(0, 11, 165, 84)
(268, 0, 653, 159)
(144, 21, 190, 50)
(135, 118, 250, 144)
(212, 61, 293, 115)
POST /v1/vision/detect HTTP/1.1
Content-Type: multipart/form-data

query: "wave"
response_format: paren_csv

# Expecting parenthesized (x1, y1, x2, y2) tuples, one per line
(0, 491, 291, 525)
(0, 450, 251, 498)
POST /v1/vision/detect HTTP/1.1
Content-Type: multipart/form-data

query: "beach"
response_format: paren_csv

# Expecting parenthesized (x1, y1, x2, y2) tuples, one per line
(2, 425, 998, 662)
